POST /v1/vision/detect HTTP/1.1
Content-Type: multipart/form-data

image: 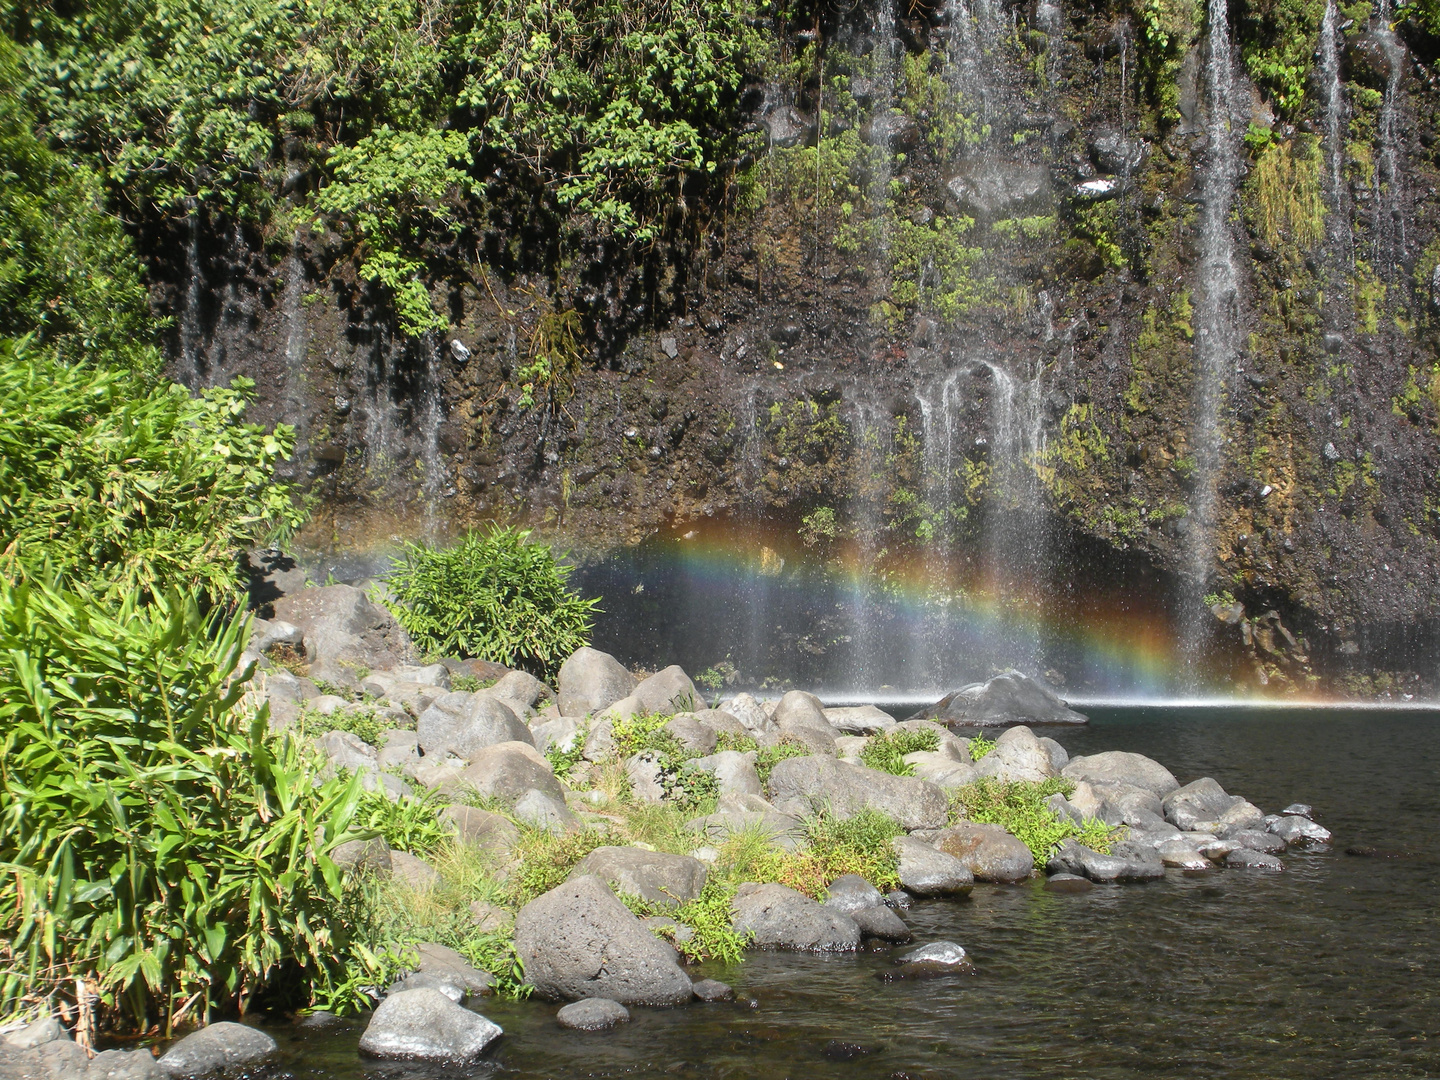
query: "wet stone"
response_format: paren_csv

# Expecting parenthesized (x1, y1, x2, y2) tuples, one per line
(1044, 872, 1094, 893)
(555, 999, 630, 1032)
(692, 979, 735, 1002)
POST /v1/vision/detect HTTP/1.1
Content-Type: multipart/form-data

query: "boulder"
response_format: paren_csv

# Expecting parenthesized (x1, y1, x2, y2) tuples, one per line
(242, 549, 309, 612)
(911, 671, 1086, 727)
(1046, 838, 1163, 882)
(931, 823, 1034, 882)
(314, 729, 378, 773)
(1229, 829, 1287, 855)
(1218, 800, 1267, 834)
(88, 1050, 164, 1080)
(390, 851, 442, 892)
(530, 715, 581, 756)
(1038, 736, 1069, 771)
(418, 693, 532, 759)
(1062, 751, 1179, 798)
(1225, 848, 1284, 871)
(1162, 777, 1235, 829)
(822, 875, 910, 942)
(718, 694, 775, 736)
(905, 754, 978, 789)
(389, 943, 492, 1001)
(273, 585, 416, 670)
(891, 836, 974, 896)
(451, 742, 565, 806)
(625, 753, 666, 804)
(970, 725, 1056, 783)
(1107, 839, 1167, 879)
(1281, 802, 1315, 819)
(685, 750, 762, 797)
(514, 876, 693, 1005)
(557, 648, 635, 717)
(4, 1018, 64, 1051)
(513, 788, 581, 833)
(570, 847, 708, 908)
(157, 1023, 276, 1078)
(1156, 840, 1211, 870)
(1094, 782, 1170, 831)
(686, 807, 806, 850)
(468, 901, 513, 933)
(377, 730, 421, 770)
(664, 714, 718, 755)
(691, 708, 749, 738)
(823, 705, 896, 734)
(631, 666, 700, 714)
(766, 756, 948, 830)
(1270, 815, 1332, 846)
(555, 999, 630, 1032)
(332, 835, 391, 875)
(1044, 872, 1094, 893)
(357, 988, 502, 1061)
(249, 618, 304, 656)
(486, 671, 552, 716)
(771, 691, 834, 733)
(442, 805, 520, 855)
(730, 883, 861, 951)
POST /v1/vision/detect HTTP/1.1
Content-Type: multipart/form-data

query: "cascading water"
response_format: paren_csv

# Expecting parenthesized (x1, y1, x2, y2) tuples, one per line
(417, 334, 448, 535)
(1181, 0, 1243, 680)
(278, 237, 311, 469)
(846, 397, 891, 689)
(180, 211, 205, 387)
(1372, 0, 1407, 275)
(1319, 0, 1348, 216)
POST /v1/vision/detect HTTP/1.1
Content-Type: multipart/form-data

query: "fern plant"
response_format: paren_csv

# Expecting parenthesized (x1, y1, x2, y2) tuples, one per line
(382, 526, 599, 678)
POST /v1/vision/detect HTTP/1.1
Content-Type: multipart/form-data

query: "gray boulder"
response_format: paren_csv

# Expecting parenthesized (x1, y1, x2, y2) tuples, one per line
(558, 648, 635, 717)
(664, 714, 718, 755)
(625, 753, 666, 804)
(570, 847, 708, 908)
(513, 788, 581, 833)
(684, 749, 762, 797)
(157, 1023, 276, 1078)
(891, 836, 974, 896)
(1062, 751, 1179, 798)
(4, 1018, 64, 1051)
(390, 851, 442, 892)
(822, 875, 909, 941)
(911, 671, 1086, 727)
(314, 730, 377, 775)
(88, 1051, 164, 1080)
(771, 691, 835, 733)
(1270, 815, 1332, 846)
(407, 943, 494, 998)
(486, 671, 552, 716)
(691, 979, 734, 1002)
(357, 988, 502, 1061)
(1156, 840, 1211, 870)
(555, 999, 630, 1032)
(1046, 838, 1163, 882)
(691, 708, 749, 738)
(730, 883, 861, 951)
(1162, 777, 1237, 829)
(1107, 840, 1167, 879)
(514, 876, 693, 1005)
(631, 665, 699, 714)
(1226, 848, 1285, 871)
(766, 756, 948, 830)
(273, 585, 417, 670)
(418, 693, 532, 759)
(718, 694, 775, 736)
(530, 715, 581, 756)
(451, 742, 565, 805)
(1230, 829, 1287, 855)
(442, 805, 520, 855)
(896, 941, 972, 968)
(332, 835, 391, 875)
(1044, 872, 1094, 893)
(970, 725, 1056, 783)
(823, 705, 896, 734)
(1038, 736, 1069, 771)
(1218, 800, 1267, 833)
(377, 730, 421, 770)
(931, 823, 1034, 882)
(249, 618, 304, 656)
(686, 806, 806, 851)
(1094, 782, 1170, 831)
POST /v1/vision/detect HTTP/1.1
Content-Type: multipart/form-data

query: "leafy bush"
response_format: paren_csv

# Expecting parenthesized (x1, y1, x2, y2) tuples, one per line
(627, 879, 748, 964)
(0, 341, 302, 601)
(968, 734, 997, 761)
(860, 728, 941, 776)
(383, 527, 598, 678)
(777, 809, 904, 897)
(507, 827, 611, 906)
(0, 577, 366, 1032)
(950, 778, 1119, 862)
(298, 703, 394, 748)
(355, 788, 450, 857)
(714, 732, 811, 783)
(544, 724, 589, 786)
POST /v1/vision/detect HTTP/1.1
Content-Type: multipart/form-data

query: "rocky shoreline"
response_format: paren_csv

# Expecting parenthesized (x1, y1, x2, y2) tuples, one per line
(1, 581, 1335, 1074)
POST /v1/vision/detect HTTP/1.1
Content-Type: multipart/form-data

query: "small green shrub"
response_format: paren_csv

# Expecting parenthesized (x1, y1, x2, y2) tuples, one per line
(383, 527, 599, 679)
(780, 809, 904, 897)
(714, 732, 810, 783)
(450, 673, 496, 693)
(299, 703, 393, 747)
(545, 724, 589, 785)
(628, 879, 748, 964)
(507, 827, 611, 906)
(356, 788, 450, 856)
(860, 728, 941, 776)
(950, 778, 1119, 861)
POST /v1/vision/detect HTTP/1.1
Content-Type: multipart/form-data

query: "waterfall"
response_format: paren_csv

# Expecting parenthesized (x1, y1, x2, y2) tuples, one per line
(1182, 0, 1243, 678)
(1373, 0, 1406, 275)
(846, 397, 890, 690)
(1319, 0, 1347, 208)
(278, 236, 310, 470)
(418, 334, 448, 535)
(180, 212, 205, 387)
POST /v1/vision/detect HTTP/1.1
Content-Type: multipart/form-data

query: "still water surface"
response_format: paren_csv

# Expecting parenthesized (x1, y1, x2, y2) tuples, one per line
(271, 707, 1440, 1079)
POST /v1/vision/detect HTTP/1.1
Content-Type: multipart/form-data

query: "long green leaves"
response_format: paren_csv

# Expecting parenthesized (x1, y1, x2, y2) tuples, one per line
(0, 576, 366, 1030)
(383, 526, 598, 679)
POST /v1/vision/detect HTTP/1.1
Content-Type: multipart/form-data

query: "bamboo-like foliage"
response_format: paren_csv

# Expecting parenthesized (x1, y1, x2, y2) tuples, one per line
(0, 576, 367, 1032)
(383, 526, 598, 679)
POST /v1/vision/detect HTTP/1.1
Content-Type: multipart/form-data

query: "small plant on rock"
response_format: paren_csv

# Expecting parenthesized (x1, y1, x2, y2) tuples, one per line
(950, 778, 1119, 861)
(967, 733, 997, 761)
(860, 728, 941, 776)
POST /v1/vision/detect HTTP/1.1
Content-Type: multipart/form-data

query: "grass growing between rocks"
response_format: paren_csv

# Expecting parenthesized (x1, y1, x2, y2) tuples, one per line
(950, 778, 1119, 862)
(713, 732, 811, 782)
(859, 728, 941, 775)
(356, 789, 452, 857)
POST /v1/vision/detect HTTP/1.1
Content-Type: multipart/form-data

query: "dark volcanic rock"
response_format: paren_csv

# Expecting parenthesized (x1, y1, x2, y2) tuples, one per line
(911, 671, 1087, 728)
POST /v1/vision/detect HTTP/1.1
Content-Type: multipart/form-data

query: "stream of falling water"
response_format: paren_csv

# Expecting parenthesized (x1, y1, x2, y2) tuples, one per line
(1319, 0, 1347, 211)
(418, 334, 448, 536)
(180, 212, 205, 387)
(1182, 0, 1242, 681)
(1373, 0, 1406, 275)
(278, 237, 310, 468)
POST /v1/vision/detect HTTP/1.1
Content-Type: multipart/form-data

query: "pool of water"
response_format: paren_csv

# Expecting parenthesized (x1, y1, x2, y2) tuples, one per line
(265, 707, 1440, 1079)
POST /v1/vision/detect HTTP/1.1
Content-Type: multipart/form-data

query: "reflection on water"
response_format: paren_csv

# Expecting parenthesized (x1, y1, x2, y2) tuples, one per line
(262, 708, 1440, 1079)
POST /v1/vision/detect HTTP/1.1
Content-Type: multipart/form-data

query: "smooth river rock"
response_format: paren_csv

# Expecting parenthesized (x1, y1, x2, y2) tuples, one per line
(910, 670, 1087, 727)
(730, 883, 862, 951)
(158, 1023, 276, 1077)
(930, 823, 1034, 882)
(1062, 751, 1179, 798)
(555, 999, 630, 1032)
(450, 741, 565, 805)
(891, 836, 975, 896)
(358, 988, 502, 1061)
(766, 756, 949, 830)
(558, 647, 636, 717)
(514, 876, 693, 1005)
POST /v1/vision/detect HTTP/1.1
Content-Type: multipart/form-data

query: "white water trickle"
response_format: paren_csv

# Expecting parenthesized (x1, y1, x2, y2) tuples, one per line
(418, 333, 447, 535)
(1319, 0, 1347, 207)
(847, 398, 890, 689)
(180, 212, 205, 387)
(278, 236, 310, 464)
(1373, 0, 1406, 275)
(1182, 0, 1243, 680)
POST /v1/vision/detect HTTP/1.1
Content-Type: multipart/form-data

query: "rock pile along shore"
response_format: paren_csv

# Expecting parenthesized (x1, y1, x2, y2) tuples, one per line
(8, 582, 1325, 1065)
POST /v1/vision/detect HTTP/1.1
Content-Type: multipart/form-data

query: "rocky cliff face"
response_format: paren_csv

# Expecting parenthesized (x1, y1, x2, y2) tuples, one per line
(153, 0, 1440, 696)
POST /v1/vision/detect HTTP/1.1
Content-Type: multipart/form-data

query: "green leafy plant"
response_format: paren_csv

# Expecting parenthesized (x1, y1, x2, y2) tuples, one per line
(355, 788, 450, 857)
(950, 778, 1119, 862)
(383, 526, 599, 678)
(507, 827, 611, 906)
(0, 340, 303, 602)
(967, 734, 996, 760)
(0, 576, 367, 1033)
(714, 732, 811, 784)
(860, 728, 941, 776)
(298, 703, 394, 748)
(627, 879, 748, 963)
(545, 724, 589, 786)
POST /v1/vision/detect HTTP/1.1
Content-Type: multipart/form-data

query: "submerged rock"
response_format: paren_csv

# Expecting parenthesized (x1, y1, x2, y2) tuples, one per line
(555, 998, 629, 1032)
(691, 979, 735, 1002)
(1225, 848, 1285, 871)
(909, 671, 1086, 728)
(1270, 814, 1332, 846)
(895, 941, 972, 968)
